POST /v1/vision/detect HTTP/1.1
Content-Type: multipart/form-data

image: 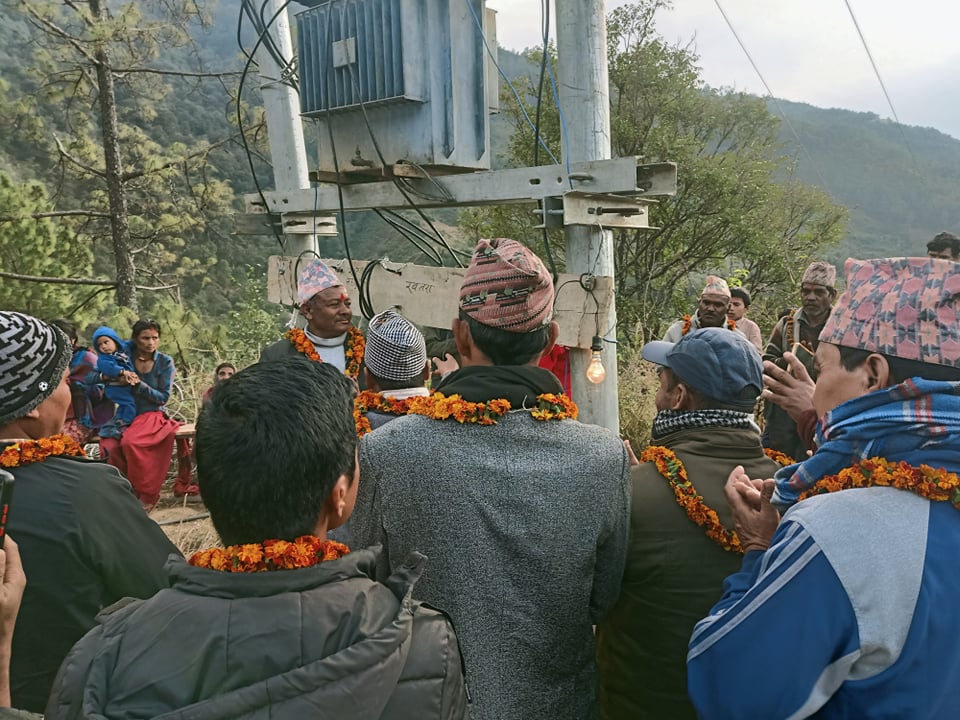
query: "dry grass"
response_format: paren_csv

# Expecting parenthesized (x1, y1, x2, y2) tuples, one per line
(617, 343, 660, 449)
(151, 500, 220, 556)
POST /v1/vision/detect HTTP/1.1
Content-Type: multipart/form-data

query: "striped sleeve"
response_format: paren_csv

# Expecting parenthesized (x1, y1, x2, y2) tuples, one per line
(687, 520, 861, 720)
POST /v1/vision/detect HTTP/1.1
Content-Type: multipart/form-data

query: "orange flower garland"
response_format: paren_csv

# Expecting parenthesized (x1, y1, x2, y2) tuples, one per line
(189, 535, 350, 573)
(640, 445, 742, 553)
(681, 314, 737, 336)
(764, 448, 795, 466)
(353, 391, 579, 435)
(1, 434, 85, 468)
(284, 326, 365, 378)
(354, 390, 417, 437)
(798, 457, 960, 508)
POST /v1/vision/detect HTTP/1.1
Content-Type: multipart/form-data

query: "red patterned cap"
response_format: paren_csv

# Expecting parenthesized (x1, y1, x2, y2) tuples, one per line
(458, 238, 554, 332)
(819, 257, 960, 366)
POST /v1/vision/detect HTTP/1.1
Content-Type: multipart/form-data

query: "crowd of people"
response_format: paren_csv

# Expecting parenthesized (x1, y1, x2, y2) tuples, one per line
(2, 228, 960, 719)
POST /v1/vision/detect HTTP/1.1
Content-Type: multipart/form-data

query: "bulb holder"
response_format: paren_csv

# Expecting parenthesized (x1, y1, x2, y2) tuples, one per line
(590, 335, 603, 353)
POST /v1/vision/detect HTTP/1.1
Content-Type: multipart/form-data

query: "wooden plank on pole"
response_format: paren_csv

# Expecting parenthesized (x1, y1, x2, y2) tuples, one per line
(267, 256, 612, 349)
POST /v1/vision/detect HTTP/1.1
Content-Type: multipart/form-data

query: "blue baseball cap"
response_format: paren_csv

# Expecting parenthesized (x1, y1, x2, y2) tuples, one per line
(641, 327, 762, 409)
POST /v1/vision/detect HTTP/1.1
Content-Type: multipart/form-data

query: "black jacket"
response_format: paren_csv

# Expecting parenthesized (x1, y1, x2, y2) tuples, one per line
(47, 547, 469, 720)
(7, 454, 179, 712)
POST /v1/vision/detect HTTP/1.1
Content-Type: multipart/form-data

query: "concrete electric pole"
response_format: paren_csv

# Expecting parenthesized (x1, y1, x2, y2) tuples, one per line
(555, 0, 619, 433)
(255, 0, 321, 257)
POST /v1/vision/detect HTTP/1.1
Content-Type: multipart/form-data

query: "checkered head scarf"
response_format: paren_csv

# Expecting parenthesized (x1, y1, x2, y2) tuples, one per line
(364, 309, 427, 382)
(458, 238, 554, 332)
(819, 257, 960, 366)
(0, 311, 72, 426)
(297, 258, 343, 305)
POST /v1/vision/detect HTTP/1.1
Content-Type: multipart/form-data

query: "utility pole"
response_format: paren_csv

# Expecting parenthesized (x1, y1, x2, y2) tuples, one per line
(555, 0, 619, 433)
(255, 0, 322, 257)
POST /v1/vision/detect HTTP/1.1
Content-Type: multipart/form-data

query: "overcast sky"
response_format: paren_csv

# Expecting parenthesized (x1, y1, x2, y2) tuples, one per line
(486, 0, 960, 140)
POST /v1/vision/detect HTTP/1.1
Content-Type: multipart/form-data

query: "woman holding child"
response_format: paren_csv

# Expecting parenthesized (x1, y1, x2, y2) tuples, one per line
(98, 319, 180, 510)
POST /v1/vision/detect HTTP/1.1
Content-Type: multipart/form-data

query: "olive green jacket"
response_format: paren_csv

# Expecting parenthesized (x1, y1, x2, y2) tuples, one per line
(597, 425, 780, 720)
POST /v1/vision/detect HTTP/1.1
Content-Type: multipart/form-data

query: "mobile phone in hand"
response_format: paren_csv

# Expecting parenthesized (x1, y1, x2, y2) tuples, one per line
(0, 470, 14, 541)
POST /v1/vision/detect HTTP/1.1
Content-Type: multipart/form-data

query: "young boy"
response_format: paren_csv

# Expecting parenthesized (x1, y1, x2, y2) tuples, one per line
(47, 358, 468, 719)
(91, 326, 136, 438)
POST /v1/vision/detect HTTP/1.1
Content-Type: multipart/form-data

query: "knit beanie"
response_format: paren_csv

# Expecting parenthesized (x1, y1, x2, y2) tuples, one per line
(458, 238, 554, 332)
(0, 312, 72, 426)
(364, 309, 428, 382)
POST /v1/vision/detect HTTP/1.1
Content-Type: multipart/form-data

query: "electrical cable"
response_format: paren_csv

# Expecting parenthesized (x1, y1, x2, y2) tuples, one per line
(534, 0, 560, 283)
(711, 0, 832, 192)
(463, 0, 560, 166)
(378, 209, 451, 262)
(235, 0, 300, 250)
(334, 32, 465, 268)
(374, 209, 445, 265)
(842, 0, 925, 182)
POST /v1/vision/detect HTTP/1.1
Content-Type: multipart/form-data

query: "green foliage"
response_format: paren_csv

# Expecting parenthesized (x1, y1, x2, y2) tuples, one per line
(0, 171, 107, 320)
(470, 0, 846, 340)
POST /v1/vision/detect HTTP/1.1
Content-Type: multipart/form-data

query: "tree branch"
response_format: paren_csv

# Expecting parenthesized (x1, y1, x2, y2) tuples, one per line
(121, 132, 242, 182)
(22, 5, 97, 64)
(0, 209, 110, 223)
(0, 271, 177, 292)
(53, 135, 106, 179)
(112, 67, 243, 79)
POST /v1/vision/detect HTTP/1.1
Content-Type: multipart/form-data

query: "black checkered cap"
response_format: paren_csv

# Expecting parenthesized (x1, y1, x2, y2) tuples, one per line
(364, 309, 428, 382)
(0, 312, 71, 427)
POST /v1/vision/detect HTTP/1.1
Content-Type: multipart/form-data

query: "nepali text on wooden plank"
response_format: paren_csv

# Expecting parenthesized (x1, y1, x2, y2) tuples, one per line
(267, 256, 613, 349)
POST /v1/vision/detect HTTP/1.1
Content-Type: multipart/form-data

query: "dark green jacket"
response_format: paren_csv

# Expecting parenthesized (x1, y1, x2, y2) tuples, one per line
(596, 425, 780, 720)
(46, 548, 468, 720)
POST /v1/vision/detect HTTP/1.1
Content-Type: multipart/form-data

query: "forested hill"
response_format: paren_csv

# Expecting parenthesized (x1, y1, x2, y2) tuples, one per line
(772, 99, 960, 262)
(494, 46, 960, 264)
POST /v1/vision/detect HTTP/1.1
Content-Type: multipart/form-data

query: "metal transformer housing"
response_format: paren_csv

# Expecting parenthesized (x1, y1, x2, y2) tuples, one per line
(296, 0, 493, 175)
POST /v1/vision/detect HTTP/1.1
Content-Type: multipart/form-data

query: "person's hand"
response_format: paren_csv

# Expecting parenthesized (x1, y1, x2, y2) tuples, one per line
(724, 466, 780, 553)
(432, 353, 459, 378)
(623, 439, 639, 467)
(0, 535, 25, 708)
(0, 536, 25, 637)
(122, 370, 141, 386)
(762, 352, 815, 423)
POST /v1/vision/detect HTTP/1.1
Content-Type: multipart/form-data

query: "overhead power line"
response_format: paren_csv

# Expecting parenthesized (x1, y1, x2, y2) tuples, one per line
(711, 0, 831, 192)
(842, 0, 926, 182)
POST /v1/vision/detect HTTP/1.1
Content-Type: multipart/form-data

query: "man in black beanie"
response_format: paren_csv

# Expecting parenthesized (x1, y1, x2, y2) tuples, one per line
(0, 311, 178, 712)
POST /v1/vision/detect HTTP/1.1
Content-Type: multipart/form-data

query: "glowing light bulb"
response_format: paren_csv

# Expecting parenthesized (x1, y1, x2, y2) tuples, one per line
(586, 351, 606, 384)
(585, 335, 606, 384)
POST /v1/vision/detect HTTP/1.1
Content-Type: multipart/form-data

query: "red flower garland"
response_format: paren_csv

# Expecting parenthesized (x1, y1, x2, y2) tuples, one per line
(0, 434, 85, 468)
(189, 535, 350, 573)
(284, 326, 365, 378)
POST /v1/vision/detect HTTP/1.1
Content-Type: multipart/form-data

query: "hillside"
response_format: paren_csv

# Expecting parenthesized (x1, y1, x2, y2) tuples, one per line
(772, 99, 960, 261)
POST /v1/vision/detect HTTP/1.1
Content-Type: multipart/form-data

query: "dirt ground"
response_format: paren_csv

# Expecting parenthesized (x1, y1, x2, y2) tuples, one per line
(150, 489, 218, 556)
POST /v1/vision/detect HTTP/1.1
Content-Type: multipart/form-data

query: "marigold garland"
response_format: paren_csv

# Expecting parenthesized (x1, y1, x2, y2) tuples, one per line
(798, 457, 960, 509)
(354, 390, 417, 437)
(681, 314, 737, 337)
(764, 448, 795, 467)
(188, 535, 350, 573)
(353, 391, 578, 434)
(284, 326, 365, 378)
(0, 434, 85, 468)
(641, 445, 742, 553)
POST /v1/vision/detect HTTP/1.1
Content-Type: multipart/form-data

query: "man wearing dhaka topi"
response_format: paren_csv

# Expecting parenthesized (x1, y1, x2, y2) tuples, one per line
(260, 258, 365, 379)
(687, 257, 960, 718)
